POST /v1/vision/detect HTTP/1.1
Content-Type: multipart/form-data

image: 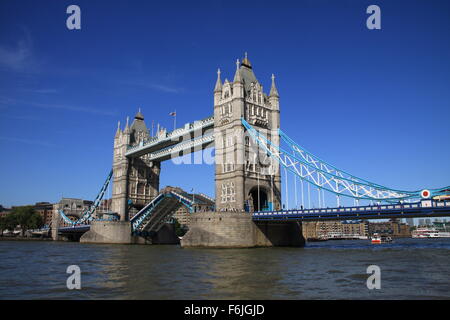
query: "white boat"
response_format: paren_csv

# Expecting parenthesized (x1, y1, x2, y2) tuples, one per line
(371, 233, 392, 244)
(412, 227, 450, 238)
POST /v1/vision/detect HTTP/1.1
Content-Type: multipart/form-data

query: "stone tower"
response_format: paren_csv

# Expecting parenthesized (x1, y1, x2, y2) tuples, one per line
(112, 110, 160, 221)
(213, 54, 282, 212)
(111, 118, 130, 221)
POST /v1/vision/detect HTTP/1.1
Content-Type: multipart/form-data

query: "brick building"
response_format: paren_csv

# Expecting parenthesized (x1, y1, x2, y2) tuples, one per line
(368, 219, 411, 238)
(302, 220, 368, 240)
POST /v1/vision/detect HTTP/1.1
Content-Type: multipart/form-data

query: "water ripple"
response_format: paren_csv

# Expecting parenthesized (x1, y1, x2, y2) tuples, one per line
(0, 238, 450, 299)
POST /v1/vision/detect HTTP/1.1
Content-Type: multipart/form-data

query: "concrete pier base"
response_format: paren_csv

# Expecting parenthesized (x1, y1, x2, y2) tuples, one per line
(133, 224, 180, 245)
(80, 221, 132, 244)
(181, 212, 305, 248)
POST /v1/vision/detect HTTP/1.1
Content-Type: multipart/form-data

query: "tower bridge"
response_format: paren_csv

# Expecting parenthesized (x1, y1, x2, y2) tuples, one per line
(52, 54, 450, 247)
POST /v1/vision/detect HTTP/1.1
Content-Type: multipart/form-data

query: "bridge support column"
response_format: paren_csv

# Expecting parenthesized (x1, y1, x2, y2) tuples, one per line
(51, 204, 61, 241)
(181, 212, 305, 248)
(132, 223, 180, 245)
(80, 221, 132, 244)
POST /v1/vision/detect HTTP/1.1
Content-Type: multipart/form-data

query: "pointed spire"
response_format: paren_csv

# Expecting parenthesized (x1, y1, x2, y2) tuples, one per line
(135, 108, 144, 120)
(242, 52, 252, 68)
(269, 73, 279, 98)
(124, 116, 130, 133)
(115, 121, 122, 137)
(214, 68, 222, 92)
(233, 59, 242, 83)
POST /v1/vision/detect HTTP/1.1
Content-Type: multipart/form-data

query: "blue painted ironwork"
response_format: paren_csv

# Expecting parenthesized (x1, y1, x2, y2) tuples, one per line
(242, 118, 449, 202)
(253, 199, 450, 222)
(58, 170, 113, 225)
(130, 189, 196, 233)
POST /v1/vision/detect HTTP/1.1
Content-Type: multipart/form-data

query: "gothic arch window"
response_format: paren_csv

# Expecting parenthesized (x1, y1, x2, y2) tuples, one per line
(221, 182, 236, 203)
(137, 182, 145, 195)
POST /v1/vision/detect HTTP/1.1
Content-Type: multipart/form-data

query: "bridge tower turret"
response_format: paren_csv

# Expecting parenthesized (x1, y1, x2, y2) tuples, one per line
(112, 118, 131, 221)
(111, 110, 161, 221)
(127, 110, 160, 214)
(214, 54, 282, 212)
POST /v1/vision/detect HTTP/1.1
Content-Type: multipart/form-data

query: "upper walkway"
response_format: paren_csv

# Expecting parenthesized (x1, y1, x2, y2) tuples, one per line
(125, 116, 214, 158)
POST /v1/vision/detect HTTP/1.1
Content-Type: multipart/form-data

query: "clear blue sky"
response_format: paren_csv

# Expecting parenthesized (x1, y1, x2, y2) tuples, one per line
(0, 0, 449, 208)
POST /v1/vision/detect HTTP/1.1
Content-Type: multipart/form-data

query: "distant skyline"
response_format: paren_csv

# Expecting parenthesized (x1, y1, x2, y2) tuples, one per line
(1, 0, 449, 207)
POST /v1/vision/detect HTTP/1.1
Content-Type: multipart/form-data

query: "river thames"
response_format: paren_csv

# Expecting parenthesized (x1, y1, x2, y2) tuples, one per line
(0, 238, 449, 300)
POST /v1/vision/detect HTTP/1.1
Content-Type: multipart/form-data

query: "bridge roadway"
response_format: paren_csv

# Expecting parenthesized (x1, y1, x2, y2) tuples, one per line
(252, 199, 450, 222)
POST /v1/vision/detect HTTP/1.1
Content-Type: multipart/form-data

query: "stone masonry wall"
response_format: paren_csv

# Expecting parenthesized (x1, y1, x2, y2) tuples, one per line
(181, 211, 305, 248)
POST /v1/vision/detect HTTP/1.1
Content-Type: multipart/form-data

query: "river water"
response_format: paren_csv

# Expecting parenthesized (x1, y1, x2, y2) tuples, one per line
(0, 238, 449, 300)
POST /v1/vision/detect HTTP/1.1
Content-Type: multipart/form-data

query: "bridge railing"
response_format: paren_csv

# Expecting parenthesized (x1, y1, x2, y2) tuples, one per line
(253, 199, 450, 217)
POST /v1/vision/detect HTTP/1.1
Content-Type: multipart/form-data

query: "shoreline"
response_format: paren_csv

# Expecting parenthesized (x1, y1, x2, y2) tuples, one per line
(0, 237, 53, 242)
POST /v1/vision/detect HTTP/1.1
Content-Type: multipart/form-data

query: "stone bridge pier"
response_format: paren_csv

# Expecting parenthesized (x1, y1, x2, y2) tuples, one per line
(181, 212, 304, 248)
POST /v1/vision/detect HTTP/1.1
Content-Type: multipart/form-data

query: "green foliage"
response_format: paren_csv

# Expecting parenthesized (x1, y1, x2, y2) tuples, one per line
(0, 216, 6, 231)
(173, 219, 187, 237)
(0, 206, 43, 235)
(0, 214, 17, 231)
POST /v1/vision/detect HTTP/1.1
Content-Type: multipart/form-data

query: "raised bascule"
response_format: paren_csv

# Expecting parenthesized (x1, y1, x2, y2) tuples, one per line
(53, 54, 450, 247)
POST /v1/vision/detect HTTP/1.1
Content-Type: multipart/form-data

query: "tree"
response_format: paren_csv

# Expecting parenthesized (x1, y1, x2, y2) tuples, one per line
(173, 219, 187, 237)
(9, 206, 43, 236)
(0, 216, 5, 236)
(0, 213, 17, 235)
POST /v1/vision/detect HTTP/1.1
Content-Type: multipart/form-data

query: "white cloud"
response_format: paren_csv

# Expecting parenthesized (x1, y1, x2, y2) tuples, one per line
(0, 136, 55, 148)
(121, 79, 185, 94)
(147, 83, 184, 94)
(0, 96, 118, 117)
(0, 30, 33, 72)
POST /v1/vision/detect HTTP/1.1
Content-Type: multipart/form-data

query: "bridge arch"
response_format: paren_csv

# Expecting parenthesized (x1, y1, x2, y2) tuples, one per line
(248, 186, 269, 212)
